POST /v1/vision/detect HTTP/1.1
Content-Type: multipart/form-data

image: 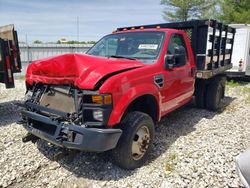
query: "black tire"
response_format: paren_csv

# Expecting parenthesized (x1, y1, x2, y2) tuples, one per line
(206, 77, 224, 111)
(221, 77, 226, 99)
(111, 111, 154, 170)
(195, 79, 207, 108)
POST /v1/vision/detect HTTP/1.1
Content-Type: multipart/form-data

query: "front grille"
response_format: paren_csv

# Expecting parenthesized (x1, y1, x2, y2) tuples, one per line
(39, 87, 76, 113)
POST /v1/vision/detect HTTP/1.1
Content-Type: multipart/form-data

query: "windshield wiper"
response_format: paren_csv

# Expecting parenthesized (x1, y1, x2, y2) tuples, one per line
(108, 55, 137, 60)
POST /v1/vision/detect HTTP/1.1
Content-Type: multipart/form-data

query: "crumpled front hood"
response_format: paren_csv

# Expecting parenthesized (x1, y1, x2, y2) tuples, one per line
(26, 54, 144, 89)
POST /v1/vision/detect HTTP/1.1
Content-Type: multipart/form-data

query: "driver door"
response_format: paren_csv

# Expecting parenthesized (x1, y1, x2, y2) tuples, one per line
(161, 33, 193, 114)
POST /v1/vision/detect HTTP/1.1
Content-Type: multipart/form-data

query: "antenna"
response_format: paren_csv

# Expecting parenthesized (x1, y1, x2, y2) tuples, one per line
(77, 16, 79, 52)
(77, 16, 79, 41)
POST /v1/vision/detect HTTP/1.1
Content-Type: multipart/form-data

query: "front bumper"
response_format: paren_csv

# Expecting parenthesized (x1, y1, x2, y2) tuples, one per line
(21, 110, 122, 152)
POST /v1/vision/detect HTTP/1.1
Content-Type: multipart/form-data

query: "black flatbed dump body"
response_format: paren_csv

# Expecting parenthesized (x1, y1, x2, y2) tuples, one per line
(117, 19, 236, 79)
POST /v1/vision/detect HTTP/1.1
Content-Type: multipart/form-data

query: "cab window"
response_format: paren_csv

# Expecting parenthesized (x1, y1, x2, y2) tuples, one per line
(87, 31, 165, 64)
(166, 34, 188, 67)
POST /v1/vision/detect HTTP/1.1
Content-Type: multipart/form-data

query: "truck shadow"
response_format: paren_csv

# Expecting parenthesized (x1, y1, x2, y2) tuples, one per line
(36, 96, 235, 181)
(149, 96, 235, 162)
(0, 100, 21, 127)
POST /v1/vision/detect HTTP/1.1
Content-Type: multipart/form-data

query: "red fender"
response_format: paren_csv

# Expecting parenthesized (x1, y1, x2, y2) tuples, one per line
(107, 83, 161, 126)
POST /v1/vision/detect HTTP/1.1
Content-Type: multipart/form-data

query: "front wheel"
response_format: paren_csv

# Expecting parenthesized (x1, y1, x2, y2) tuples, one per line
(111, 111, 155, 170)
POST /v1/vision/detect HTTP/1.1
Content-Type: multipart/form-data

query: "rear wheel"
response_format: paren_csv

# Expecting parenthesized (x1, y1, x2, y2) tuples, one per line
(206, 77, 226, 111)
(111, 111, 154, 170)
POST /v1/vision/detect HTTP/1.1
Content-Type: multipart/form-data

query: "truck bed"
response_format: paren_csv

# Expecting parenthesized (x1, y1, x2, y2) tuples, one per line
(117, 20, 236, 79)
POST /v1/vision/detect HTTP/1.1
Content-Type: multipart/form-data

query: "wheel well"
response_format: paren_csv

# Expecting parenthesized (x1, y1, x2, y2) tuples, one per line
(125, 95, 158, 123)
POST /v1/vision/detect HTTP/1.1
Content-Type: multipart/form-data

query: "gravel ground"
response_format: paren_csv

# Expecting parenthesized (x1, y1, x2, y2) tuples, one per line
(0, 79, 250, 188)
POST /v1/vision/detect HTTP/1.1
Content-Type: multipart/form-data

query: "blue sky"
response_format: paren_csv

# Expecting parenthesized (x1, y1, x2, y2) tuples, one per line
(0, 0, 165, 43)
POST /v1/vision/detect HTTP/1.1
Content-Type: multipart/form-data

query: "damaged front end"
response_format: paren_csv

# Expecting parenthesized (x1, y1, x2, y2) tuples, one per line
(20, 83, 122, 152)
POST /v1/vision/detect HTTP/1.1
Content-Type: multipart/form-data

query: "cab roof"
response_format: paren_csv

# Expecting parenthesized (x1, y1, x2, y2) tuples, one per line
(113, 28, 183, 35)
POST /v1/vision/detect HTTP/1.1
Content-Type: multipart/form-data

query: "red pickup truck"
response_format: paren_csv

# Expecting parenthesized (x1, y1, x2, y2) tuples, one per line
(20, 20, 235, 169)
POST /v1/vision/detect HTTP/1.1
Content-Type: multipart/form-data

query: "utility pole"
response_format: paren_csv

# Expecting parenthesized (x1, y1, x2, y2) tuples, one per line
(77, 16, 79, 42)
(25, 34, 30, 64)
(77, 16, 79, 52)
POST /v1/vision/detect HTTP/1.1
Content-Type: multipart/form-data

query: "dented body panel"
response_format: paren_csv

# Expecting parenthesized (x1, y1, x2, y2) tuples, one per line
(26, 54, 144, 90)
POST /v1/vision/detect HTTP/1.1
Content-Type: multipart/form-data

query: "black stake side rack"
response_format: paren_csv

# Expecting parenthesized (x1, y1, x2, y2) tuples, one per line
(117, 19, 236, 79)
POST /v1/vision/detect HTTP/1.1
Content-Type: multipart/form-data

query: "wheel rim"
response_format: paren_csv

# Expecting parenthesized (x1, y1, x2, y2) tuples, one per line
(132, 125, 150, 160)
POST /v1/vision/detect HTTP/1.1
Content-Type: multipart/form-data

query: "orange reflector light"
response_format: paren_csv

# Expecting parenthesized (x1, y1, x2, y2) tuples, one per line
(104, 95, 112, 104)
(156, 26, 161, 29)
(140, 26, 144, 30)
(131, 27, 135, 30)
(92, 95, 112, 105)
(123, 28, 127, 31)
(92, 95, 103, 104)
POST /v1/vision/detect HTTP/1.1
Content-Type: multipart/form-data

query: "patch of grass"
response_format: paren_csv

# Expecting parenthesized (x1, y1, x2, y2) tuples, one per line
(165, 153, 177, 173)
(165, 163, 175, 172)
(0, 92, 8, 100)
(18, 76, 25, 81)
(0, 142, 4, 152)
(169, 153, 177, 161)
(242, 87, 250, 103)
(247, 95, 250, 103)
(242, 87, 250, 93)
(226, 80, 241, 87)
(186, 151, 194, 158)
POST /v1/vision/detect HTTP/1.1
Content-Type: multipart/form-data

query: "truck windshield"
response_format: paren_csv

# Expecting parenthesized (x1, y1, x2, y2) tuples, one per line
(87, 31, 165, 64)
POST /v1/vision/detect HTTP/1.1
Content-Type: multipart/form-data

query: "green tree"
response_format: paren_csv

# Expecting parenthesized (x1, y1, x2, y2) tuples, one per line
(33, 40, 42, 44)
(161, 0, 217, 21)
(219, 0, 250, 23)
(87, 41, 96, 44)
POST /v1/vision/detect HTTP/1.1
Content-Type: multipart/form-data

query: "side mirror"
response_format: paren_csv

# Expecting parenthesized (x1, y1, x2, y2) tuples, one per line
(164, 55, 175, 70)
(174, 46, 186, 66)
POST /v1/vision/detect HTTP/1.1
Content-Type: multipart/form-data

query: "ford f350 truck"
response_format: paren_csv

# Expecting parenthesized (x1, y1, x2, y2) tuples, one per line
(0, 24, 21, 88)
(20, 20, 235, 169)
